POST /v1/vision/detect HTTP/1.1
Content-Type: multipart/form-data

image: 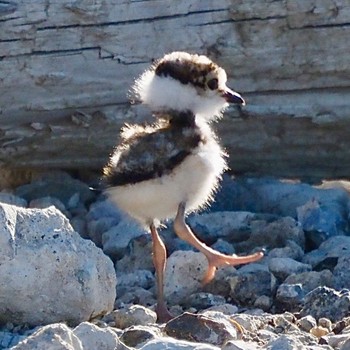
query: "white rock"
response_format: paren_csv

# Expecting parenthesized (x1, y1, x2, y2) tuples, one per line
(114, 305, 157, 329)
(11, 323, 83, 350)
(222, 340, 259, 350)
(0, 203, 116, 326)
(164, 251, 207, 304)
(73, 322, 121, 350)
(139, 336, 220, 350)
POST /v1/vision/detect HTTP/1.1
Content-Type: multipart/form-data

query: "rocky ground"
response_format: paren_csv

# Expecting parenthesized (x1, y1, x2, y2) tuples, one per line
(1, 171, 350, 349)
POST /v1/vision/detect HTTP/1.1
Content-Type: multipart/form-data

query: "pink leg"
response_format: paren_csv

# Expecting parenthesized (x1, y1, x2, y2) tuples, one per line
(173, 202, 263, 285)
(150, 222, 173, 322)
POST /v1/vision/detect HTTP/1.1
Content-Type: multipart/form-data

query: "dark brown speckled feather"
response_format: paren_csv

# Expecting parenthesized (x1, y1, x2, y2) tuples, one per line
(104, 110, 206, 186)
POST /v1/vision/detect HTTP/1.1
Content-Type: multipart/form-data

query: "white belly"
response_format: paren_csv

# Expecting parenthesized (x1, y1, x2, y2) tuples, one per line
(106, 139, 226, 225)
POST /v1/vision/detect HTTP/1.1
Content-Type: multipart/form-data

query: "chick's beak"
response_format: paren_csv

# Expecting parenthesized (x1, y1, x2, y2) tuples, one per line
(222, 87, 245, 105)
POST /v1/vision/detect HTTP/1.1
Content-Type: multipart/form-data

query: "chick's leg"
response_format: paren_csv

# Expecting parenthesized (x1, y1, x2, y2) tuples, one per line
(173, 202, 263, 285)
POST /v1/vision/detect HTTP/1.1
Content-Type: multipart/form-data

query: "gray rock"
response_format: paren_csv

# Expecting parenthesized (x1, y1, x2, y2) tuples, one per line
(0, 203, 116, 326)
(275, 284, 305, 312)
(333, 255, 350, 290)
(268, 240, 304, 260)
(116, 270, 155, 296)
(227, 264, 277, 307)
(164, 251, 207, 304)
(0, 192, 27, 207)
(15, 172, 95, 207)
(164, 312, 237, 346)
(102, 218, 147, 260)
(0, 330, 25, 348)
(113, 305, 157, 329)
(11, 323, 83, 350)
(266, 334, 308, 350)
(119, 325, 161, 348)
(303, 236, 350, 269)
(297, 315, 317, 332)
(115, 287, 156, 308)
(222, 340, 259, 350)
(301, 286, 350, 322)
(183, 292, 226, 311)
(268, 257, 311, 281)
(29, 196, 69, 218)
(115, 234, 154, 273)
(73, 322, 121, 350)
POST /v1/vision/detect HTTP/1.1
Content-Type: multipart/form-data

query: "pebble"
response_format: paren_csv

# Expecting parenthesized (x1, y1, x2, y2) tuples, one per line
(2, 173, 350, 349)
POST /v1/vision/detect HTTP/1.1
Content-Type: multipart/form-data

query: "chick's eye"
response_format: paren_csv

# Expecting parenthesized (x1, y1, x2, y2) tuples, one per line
(207, 78, 218, 90)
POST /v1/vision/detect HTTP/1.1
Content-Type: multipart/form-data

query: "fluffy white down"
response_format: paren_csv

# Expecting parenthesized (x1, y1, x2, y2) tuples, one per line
(105, 134, 227, 225)
(133, 70, 228, 122)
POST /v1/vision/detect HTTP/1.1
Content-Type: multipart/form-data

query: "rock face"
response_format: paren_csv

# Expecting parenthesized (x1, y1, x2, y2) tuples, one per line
(1, 0, 350, 183)
(0, 203, 116, 326)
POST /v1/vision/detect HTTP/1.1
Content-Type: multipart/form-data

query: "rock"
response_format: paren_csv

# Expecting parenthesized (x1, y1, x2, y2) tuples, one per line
(15, 172, 95, 207)
(268, 257, 311, 281)
(29, 196, 69, 218)
(183, 292, 226, 311)
(116, 270, 155, 296)
(297, 315, 317, 332)
(221, 340, 259, 350)
(0, 203, 116, 326)
(237, 217, 305, 254)
(164, 251, 207, 304)
(266, 334, 308, 350)
(115, 287, 156, 309)
(0, 192, 27, 207)
(113, 305, 157, 329)
(268, 240, 304, 260)
(73, 322, 121, 350)
(164, 312, 237, 346)
(0, 330, 25, 348)
(11, 323, 83, 350)
(321, 334, 350, 349)
(303, 236, 350, 269)
(139, 336, 221, 350)
(102, 218, 147, 260)
(275, 284, 305, 313)
(301, 287, 350, 322)
(333, 255, 350, 290)
(227, 264, 277, 307)
(115, 234, 154, 273)
(119, 325, 161, 348)
(187, 211, 257, 243)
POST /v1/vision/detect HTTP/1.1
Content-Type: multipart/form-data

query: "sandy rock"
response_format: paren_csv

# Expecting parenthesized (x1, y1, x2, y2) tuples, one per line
(113, 305, 157, 329)
(11, 323, 83, 350)
(0, 203, 116, 326)
(73, 322, 121, 350)
(164, 251, 207, 304)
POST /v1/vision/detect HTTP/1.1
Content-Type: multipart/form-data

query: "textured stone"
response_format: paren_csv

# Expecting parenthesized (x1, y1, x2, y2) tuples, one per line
(0, 203, 116, 326)
(113, 305, 157, 329)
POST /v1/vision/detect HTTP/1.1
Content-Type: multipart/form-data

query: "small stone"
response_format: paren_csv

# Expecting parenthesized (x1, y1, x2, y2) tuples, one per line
(0, 192, 27, 207)
(164, 251, 207, 304)
(268, 257, 311, 281)
(253, 295, 272, 311)
(114, 305, 157, 329)
(73, 322, 121, 350)
(319, 317, 332, 331)
(275, 283, 305, 312)
(115, 287, 156, 308)
(310, 326, 329, 338)
(297, 315, 317, 332)
(222, 340, 258, 350)
(139, 336, 221, 349)
(164, 312, 237, 346)
(119, 325, 161, 348)
(183, 292, 226, 310)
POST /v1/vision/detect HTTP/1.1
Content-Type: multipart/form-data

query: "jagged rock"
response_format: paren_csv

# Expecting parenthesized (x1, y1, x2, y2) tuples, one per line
(73, 322, 121, 350)
(301, 287, 350, 322)
(0, 203, 116, 326)
(11, 323, 82, 350)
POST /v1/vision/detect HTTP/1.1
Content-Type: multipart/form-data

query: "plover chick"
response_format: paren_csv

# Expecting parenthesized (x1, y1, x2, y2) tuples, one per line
(103, 51, 263, 322)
